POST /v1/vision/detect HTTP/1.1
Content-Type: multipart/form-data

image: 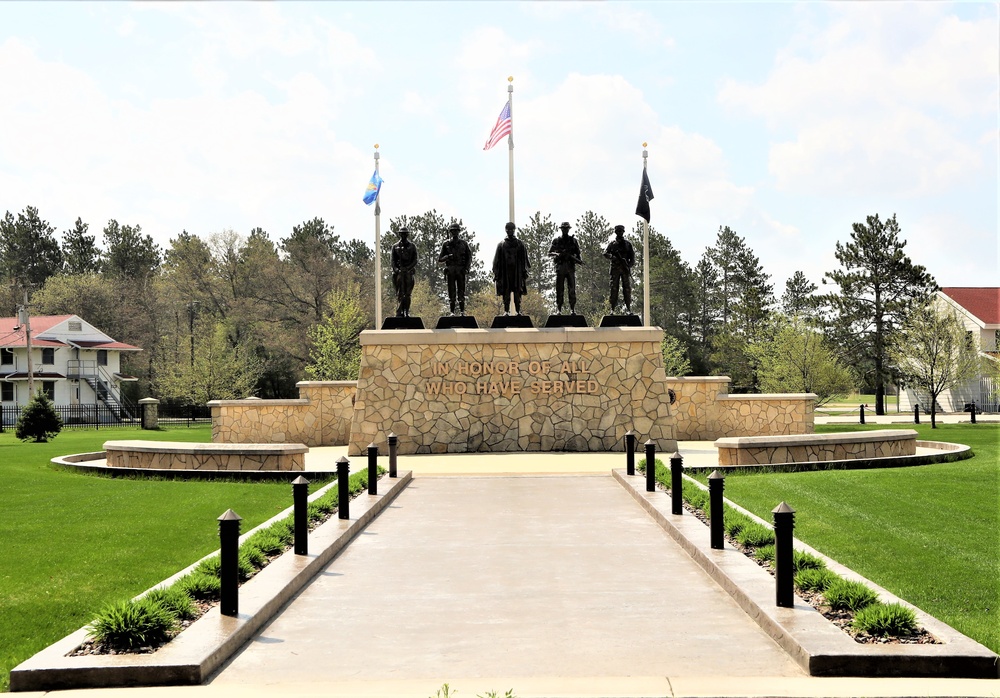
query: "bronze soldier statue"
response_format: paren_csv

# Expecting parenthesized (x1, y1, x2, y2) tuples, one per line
(548, 221, 584, 314)
(391, 227, 418, 317)
(437, 223, 472, 315)
(603, 224, 635, 313)
(492, 222, 530, 315)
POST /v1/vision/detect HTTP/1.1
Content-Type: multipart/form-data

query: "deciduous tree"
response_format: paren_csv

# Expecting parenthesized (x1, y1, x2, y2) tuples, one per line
(889, 303, 980, 428)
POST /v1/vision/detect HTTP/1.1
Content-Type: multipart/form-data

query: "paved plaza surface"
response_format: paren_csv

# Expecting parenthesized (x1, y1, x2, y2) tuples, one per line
(210, 475, 805, 685)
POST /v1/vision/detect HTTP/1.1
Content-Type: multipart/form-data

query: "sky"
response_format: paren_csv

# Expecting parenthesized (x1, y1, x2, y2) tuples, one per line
(1, 1, 997, 292)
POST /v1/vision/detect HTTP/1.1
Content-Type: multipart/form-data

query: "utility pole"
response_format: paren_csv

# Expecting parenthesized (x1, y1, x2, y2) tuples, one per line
(19, 288, 34, 397)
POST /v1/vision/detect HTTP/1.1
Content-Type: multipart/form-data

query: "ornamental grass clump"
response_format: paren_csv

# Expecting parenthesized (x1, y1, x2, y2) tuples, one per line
(852, 602, 918, 636)
(178, 572, 221, 601)
(723, 510, 754, 538)
(792, 550, 826, 572)
(145, 586, 197, 621)
(244, 529, 285, 557)
(735, 522, 775, 548)
(89, 598, 175, 651)
(823, 578, 879, 612)
(685, 487, 708, 512)
(753, 544, 775, 563)
(795, 567, 839, 593)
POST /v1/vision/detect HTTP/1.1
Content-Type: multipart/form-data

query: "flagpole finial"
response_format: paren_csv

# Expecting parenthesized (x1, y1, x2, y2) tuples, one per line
(508, 76, 513, 82)
(374, 143, 379, 149)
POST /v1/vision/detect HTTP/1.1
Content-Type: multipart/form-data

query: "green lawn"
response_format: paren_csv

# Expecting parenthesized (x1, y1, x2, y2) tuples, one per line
(0, 426, 315, 692)
(699, 423, 1000, 654)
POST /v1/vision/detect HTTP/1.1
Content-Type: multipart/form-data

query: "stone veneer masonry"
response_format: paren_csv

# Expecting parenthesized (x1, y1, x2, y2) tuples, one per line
(665, 376, 815, 440)
(104, 441, 307, 471)
(715, 429, 917, 466)
(348, 327, 678, 455)
(206, 343, 816, 453)
(210, 382, 356, 447)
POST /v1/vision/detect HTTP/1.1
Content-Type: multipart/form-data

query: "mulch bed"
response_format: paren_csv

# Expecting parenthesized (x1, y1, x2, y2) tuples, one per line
(672, 485, 939, 645)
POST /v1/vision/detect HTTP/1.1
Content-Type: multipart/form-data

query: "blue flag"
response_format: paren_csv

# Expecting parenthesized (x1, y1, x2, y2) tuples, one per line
(363, 170, 383, 205)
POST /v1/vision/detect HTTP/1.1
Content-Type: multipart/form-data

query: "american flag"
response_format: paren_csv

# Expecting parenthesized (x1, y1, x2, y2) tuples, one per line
(483, 101, 512, 151)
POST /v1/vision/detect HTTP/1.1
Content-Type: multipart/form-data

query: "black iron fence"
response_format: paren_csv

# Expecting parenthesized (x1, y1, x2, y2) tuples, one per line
(0, 403, 140, 431)
(158, 403, 212, 425)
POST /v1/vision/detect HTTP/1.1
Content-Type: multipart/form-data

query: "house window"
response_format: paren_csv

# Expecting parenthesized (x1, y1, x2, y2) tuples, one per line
(1, 348, 12, 366)
(41, 381, 55, 401)
(1, 382, 13, 402)
(97, 350, 108, 366)
(41, 348, 55, 365)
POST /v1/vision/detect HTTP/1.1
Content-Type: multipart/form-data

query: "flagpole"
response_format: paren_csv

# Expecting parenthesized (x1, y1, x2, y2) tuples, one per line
(507, 76, 515, 225)
(373, 144, 382, 328)
(642, 144, 650, 327)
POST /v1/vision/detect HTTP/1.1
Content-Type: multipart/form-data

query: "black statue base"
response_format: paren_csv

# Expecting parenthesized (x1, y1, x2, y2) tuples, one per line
(491, 315, 534, 329)
(544, 314, 588, 328)
(600, 314, 642, 327)
(436, 316, 479, 329)
(381, 316, 425, 330)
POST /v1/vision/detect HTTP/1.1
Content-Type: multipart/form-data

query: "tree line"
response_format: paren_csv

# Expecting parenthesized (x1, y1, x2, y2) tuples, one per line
(3, 204, 968, 415)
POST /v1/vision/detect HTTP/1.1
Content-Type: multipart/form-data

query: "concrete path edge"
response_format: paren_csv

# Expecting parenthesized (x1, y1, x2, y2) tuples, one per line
(9, 472, 414, 692)
(613, 468, 999, 678)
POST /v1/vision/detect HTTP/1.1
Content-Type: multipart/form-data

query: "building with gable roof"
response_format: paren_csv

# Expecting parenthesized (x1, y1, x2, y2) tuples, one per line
(0, 314, 141, 423)
(899, 287, 1000, 414)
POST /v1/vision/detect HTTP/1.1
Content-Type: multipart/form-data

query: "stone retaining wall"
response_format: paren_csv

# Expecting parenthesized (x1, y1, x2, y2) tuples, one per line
(209, 381, 355, 446)
(348, 327, 677, 455)
(715, 430, 917, 466)
(104, 440, 307, 471)
(665, 376, 815, 440)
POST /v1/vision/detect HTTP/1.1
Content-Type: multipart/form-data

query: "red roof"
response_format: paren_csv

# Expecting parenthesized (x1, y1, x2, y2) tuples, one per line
(940, 288, 1000, 325)
(0, 315, 140, 351)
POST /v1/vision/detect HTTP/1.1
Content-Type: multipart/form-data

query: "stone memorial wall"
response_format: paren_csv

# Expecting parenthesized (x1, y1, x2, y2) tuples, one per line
(348, 327, 678, 455)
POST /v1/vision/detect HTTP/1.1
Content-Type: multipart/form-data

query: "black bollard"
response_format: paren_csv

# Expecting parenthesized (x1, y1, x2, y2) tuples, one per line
(367, 443, 378, 495)
(337, 456, 350, 520)
(645, 440, 656, 493)
(859, 403, 865, 424)
(914, 404, 920, 424)
(773, 502, 796, 608)
(218, 509, 242, 617)
(708, 470, 725, 550)
(292, 476, 309, 556)
(388, 432, 398, 478)
(971, 402, 977, 425)
(625, 430, 636, 476)
(670, 452, 684, 515)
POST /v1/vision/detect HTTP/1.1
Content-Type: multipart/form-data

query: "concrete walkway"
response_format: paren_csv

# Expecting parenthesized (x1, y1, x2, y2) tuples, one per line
(209, 475, 804, 686)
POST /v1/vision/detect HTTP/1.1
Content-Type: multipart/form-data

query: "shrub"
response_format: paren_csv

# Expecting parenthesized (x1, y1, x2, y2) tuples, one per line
(145, 586, 197, 621)
(15, 391, 62, 443)
(245, 530, 285, 557)
(753, 544, 775, 563)
(792, 550, 826, 572)
(240, 544, 267, 570)
(794, 568, 839, 593)
(852, 602, 918, 636)
(89, 598, 175, 651)
(735, 522, 775, 548)
(823, 578, 879, 612)
(178, 572, 221, 601)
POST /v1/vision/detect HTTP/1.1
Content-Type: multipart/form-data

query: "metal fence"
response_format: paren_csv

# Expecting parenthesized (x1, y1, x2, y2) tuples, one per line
(158, 403, 212, 425)
(981, 377, 999, 414)
(0, 403, 140, 431)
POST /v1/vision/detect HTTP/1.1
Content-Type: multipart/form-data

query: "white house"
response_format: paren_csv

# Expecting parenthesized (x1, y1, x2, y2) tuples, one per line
(899, 287, 999, 414)
(0, 314, 141, 423)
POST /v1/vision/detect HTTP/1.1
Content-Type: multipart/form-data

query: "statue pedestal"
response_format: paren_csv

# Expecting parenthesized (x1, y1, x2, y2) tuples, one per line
(381, 317, 425, 330)
(349, 327, 677, 455)
(436, 316, 479, 329)
(544, 314, 588, 328)
(490, 315, 534, 329)
(600, 314, 642, 327)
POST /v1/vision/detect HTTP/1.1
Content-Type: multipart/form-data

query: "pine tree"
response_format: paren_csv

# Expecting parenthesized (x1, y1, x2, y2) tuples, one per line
(0, 206, 63, 288)
(15, 391, 63, 443)
(61, 217, 101, 275)
(823, 213, 936, 415)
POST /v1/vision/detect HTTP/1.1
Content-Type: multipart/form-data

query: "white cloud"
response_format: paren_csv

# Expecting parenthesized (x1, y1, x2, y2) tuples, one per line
(718, 5, 998, 197)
